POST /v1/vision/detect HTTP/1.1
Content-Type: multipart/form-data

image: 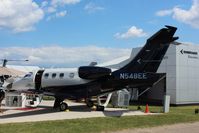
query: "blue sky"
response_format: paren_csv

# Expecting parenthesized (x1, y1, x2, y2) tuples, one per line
(0, 0, 199, 67)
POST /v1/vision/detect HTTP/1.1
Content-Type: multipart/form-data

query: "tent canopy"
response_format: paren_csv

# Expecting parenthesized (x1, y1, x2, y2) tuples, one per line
(0, 67, 25, 76)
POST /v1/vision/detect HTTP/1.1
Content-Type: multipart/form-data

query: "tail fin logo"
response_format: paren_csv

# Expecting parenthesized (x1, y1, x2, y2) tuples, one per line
(137, 59, 141, 64)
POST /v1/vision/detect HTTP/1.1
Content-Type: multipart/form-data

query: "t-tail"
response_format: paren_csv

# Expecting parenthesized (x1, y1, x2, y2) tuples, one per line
(115, 25, 178, 73)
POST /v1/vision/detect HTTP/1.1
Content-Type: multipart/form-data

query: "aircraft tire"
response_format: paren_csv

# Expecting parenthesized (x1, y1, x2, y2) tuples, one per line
(86, 100, 94, 107)
(96, 105, 104, 111)
(60, 102, 68, 111)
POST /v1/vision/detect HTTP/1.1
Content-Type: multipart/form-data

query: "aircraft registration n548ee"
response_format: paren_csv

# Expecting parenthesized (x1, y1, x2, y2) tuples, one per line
(119, 73, 147, 79)
(1, 26, 179, 111)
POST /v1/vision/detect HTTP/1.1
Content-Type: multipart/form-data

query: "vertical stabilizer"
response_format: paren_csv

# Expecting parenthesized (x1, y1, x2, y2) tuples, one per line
(117, 26, 178, 73)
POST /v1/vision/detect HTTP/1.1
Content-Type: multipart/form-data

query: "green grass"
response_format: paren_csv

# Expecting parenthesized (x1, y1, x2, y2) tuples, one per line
(1, 105, 199, 133)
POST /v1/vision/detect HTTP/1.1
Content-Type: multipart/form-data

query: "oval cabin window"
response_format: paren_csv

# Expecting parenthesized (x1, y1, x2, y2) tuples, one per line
(52, 73, 56, 78)
(69, 73, 75, 78)
(59, 73, 64, 78)
(44, 73, 49, 78)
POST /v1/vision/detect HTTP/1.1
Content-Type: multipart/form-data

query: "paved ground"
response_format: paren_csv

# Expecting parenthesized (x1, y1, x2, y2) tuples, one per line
(0, 100, 155, 124)
(2, 101, 198, 133)
(110, 122, 199, 133)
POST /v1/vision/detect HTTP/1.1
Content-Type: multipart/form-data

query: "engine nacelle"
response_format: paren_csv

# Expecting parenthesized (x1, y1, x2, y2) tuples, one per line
(78, 66, 111, 79)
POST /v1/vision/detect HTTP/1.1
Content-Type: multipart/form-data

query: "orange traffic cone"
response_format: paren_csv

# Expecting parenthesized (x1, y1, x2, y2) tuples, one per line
(145, 104, 150, 113)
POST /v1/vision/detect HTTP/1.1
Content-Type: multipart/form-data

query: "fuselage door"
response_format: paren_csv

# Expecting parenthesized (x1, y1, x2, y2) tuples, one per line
(34, 70, 44, 91)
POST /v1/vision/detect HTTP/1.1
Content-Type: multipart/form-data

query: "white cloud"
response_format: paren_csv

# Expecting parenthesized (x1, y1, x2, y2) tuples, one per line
(56, 10, 67, 17)
(47, 10, 67, 21)
(114, 26, 147, 39)
(84, 2, 104, 13)
(0, 46, 131, 67)
(0, 0, 82, 31)
(41, 1, 48, 8)
(0, 0, 44, 32)
(156, 0, 199, 29)
(47, 6, 57, 13)
(51, 0, 81, 7)
(156, 9, 173, 17)
(46, 0, 81, 21)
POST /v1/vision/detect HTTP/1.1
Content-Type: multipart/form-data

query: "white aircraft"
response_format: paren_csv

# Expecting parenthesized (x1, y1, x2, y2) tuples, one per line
(1, 26, 179, 111)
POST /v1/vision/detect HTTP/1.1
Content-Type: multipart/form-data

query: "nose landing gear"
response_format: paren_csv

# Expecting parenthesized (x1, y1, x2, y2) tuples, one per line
(85, 99, 94, 108)
(60, 102, 68, 111)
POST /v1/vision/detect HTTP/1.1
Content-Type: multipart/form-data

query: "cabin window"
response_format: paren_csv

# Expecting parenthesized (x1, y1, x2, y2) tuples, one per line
(59, 73, 64, 78)
(69, 73, 75, 78)
(44, 73, 49, 78)
(52, 73, 56, 78)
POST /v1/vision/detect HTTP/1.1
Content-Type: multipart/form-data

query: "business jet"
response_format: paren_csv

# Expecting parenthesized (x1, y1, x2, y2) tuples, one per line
(1, 25, 179, 111)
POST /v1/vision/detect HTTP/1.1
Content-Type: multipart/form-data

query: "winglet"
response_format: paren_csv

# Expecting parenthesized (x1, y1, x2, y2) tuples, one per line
(147, 25, 178, 44)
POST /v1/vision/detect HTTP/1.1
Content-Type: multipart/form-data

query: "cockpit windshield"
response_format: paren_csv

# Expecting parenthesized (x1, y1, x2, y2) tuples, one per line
(23, 72, 33, 78)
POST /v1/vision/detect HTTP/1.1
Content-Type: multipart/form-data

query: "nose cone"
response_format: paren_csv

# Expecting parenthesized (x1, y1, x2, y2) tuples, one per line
(5, 75, 35, 92)
(10, 79, 35, 91)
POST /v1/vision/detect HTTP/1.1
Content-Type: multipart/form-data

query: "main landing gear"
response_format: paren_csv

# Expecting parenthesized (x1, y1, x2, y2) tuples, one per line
(85, 98, 94, 107)
(85, 93, 112, 111)
(85, 98, 105, 111)
(53, 98, 68, 111)
(53, 97, 106, 112)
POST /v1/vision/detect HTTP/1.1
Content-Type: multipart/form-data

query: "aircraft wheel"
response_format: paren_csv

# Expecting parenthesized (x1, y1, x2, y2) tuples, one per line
(60, 102, 68, 111)
(96, 105, 105, 111)
(86, 100, 94, 107)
